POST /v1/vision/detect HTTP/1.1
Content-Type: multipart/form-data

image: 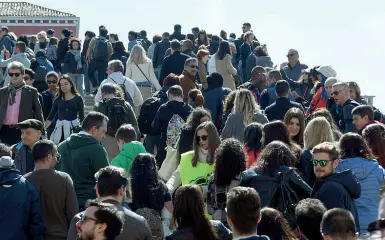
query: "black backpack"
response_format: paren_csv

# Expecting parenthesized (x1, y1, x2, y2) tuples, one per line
(110, 77, 134, 108)
(97, 98, 130, 137)
(92, 37, 109, 62)
(138, 91, 167, 134)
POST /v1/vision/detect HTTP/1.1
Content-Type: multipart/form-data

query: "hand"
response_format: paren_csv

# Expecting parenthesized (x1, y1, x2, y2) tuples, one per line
(5, 51, 10, 59)
(280, 62, 288, 70)
(45, 120, 52, 128)
(292, 91, 299, 99)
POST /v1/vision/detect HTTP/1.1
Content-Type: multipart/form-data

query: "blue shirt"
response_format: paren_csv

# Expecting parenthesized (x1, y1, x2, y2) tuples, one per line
(282, 61, 308, 81)
(128, 40, 141, 52)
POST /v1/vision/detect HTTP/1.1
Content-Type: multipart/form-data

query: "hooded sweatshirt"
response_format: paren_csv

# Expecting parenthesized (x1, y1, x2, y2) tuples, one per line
(111, 141, 147, 173)
(57, 133, 109, 207)
(311, 169, 361, 231)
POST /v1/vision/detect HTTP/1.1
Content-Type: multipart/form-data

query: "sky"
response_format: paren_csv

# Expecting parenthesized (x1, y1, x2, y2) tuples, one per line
(15, 0, 385, 109)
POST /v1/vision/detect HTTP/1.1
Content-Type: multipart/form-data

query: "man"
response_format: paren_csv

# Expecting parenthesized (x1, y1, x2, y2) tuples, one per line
(226, 187, 269, 240)
(94, 83, 139, 160)
(128, 31, 140, 52)
(47, 29, 55, 38)
(24, 68, 45, 107)
(83, 31, 96, 95)
(239, 66, 267, 104)
(75, 200, 124, 240)
(41, 71, 59, 137)
(352, 105, 381, 134)
(181, 39, 197, 57)
(179, 57, 199, 102)
(192, 27, 200, 39)
(139, 30, 152, 52)
(57, 28, 71, 72)
(94, 60, 143, 112)
(25, 140, 79, 240)
(295, 198, 327, 240)
(152, 85, 193, 167)
(152, 32, 170, 79)
(282, 49, 308, 81)
(311, 142, 360, 231)
(30, 50, 54, 92)
(332, 82, 359, 133)
(0, 62, 44, 146)
(0, 41, 31, 86)
(321, 208, 359, 240)
(87, 27, 113, 93)
(68, 166, 152, 240)
(57, 112, 110, 211)
(259, 70, 294, 109)
(265, 80, 304, 121)
(170, 24, 186, 41)
(0, 26, 13, 53)
(240, 31, 254, 83)
(159, 40, 190, 85)
(0, 143, 44, 239)
(11, 119, 43, 175)
(324, 77, 340, 124)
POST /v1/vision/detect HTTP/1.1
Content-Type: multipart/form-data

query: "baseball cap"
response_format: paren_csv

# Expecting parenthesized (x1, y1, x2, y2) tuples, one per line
(287, 49, 298, 56)
(316, 65, 337, 78)
(17, 119, 44, 132)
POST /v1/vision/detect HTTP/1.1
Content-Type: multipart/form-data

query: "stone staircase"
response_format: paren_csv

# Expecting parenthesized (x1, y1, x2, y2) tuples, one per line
(83, 94, 95, 116)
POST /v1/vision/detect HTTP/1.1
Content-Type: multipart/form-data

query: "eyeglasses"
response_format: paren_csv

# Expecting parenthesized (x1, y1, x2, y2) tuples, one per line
(47, 80, 57, 84)
(287, 53, 295, 57)
(331, 90, 343, 96)
(23, 76, 31, 80)
(312, 159, 334, 167)
(80, 214, 99, 224)
(196, 135, 208, 142)
(9, 72, 21, 77)
(188, 65, 199, 69)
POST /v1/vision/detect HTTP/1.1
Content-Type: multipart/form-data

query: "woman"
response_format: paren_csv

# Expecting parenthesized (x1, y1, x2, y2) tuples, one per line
(167, 121, 221, 193)
(257, 208, 297, 240)
(218, 91, 237, 134)
(299, 117, 334, 186)
(254, 45, 273, 68)
(337, 133, 385, 234)
(312, 108, 343, 140)
(126, 44, 161, 101)
(34, 31, 48, 54)
(244, 123, 263, 168)
(294, 68, 315, 106)
(110, 41, 130, 75)
(363, 123, 385, 167)
(283, 108, 305, 146)
(349, 81, 367, 104)
(213, 41, 237, 90)
(188, 89, 204, 108)
(167, 185, 232, 240)
(197, 49, 210, 90)
(197, 30, 210, 49)
(178, 108, 211, 155)
(207, 138, 246, 225)
(29, 35, 37, 50)
(63, 38, 85, 96)
(240, 141, 311, 226)
(221, 89, 268, 142)
(45, 75, 84, 144)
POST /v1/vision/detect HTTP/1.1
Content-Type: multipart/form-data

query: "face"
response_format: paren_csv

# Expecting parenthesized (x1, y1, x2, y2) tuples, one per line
(106, 67, 114, 76)
(9, 68, 23, 85)
(353, 114, 369, 131)
(252, 71, 266, 82)
(128, 34, 133, 41)
(201, 55, 209, 64)
(38, 35, 46, 43)
(324, 80, 335, 97)
(47, 76, 58, 91)
(302, 72, 309, 81)
(199, 34, 205, 41)
(59, 79, 72, 93)
(196, 129, 209, 150)
(21, 128, 41, 148)
(349, 88, 357, 100)
(23, 74, 34, 86)
(242, 25, 250, 33)
(287, 117, 301, 137)
(287, 53, 299, 62)
(76, 206, 99, 240)
(313, 152, 338, 179)
(85, 35, 90, 41)
(184, 61, 199, 76)
(332, 86, 348, 105)
(247, 34, 254, 42)
(72, 41, 80, 50)
(91, 120, 108, 141)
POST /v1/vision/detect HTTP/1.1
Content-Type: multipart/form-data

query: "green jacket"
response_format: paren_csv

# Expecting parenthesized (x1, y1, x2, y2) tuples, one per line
(110, 141, 146, 173)
(56, 133, 109, 207)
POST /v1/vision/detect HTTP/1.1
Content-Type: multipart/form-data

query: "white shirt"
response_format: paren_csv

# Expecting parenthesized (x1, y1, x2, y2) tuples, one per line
(94, 72, 143, 107)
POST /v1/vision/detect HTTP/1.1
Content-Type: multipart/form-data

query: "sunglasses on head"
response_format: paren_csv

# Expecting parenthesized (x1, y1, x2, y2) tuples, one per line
(9, 72, 21, 77)
(312, 159, 333, 167)
(196, 135, 208, 142)
(47, 80, 57, 84)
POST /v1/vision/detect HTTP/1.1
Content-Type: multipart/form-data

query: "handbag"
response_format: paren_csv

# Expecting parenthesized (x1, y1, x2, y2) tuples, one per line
(70, 121, 81, 133)
(158, 137, 180, 182)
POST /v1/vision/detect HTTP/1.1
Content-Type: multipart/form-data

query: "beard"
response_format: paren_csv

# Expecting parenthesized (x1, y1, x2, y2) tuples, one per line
(76, 229, 95, 240)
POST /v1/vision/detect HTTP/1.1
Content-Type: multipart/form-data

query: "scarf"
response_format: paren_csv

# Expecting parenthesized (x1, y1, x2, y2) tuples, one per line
(39, 41, 48, 49)
(8, 80, 25, 105)
(70, 49, 83, 69)
(198, 148, 209, 163)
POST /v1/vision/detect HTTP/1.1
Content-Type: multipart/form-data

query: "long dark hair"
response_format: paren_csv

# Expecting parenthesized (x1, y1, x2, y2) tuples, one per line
(363, 124, 385, 167)
(130, 153, 165, 211)
(340, 133, 373, 160)
(185, 108, 211, 130)
(217, 41, 231, 60)
(173, 185, 219, 240)
(257, 141, 297, 173)
(283, 108, 305, 146)
(244, 122, 263, 158)
(192, 121, 221, 166)
(197, 30, 209, 46)
(214, 138, 246, 186)
(257, 207, 297, 240)
(57, 74, 78, 99)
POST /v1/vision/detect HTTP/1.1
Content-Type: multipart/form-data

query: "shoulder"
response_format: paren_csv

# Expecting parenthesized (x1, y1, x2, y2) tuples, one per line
(181, 151, 194, 161)
(55, 170, 73, 183)
(24, 85, 38, 94)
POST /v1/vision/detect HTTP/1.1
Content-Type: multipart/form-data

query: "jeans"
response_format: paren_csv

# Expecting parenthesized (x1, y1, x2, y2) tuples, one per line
(88, 59, 107, 87)
(69, 74, 84, 96)
(144, 135, 160, 154)
(83, 64, 91, 93)
(155, 65, 162, 83)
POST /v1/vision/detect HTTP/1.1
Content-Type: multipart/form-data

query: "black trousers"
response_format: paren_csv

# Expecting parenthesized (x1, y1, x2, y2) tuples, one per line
(88, 59, 107, 87)
(0, 125, 21, 146)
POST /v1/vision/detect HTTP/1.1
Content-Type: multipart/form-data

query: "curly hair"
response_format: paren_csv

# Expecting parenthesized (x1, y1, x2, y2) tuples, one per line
(244, 122, 263, 159)
(339, 132, 373, 160)
(234, 89, 259, 126)
(256, 141, 297, 173)
(223, 90, 237, 114)
(214, 138, 246, 186)
(363, 124, 385, 167)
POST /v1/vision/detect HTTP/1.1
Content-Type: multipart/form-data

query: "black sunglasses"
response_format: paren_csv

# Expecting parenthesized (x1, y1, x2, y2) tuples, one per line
(312, 159, 334, 167)
(23, 76, 31, 80)
(196, 135, 208, 142)
(47, 80, 57, 84)
(9, 72, 21, 77)
(80, 214, 99, 224)
(189, 65, 199, 69)
(287, 53, 295, 57)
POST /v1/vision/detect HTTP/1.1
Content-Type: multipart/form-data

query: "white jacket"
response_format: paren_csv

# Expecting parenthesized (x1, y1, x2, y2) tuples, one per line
(125, 61, 161, 91)
(94, 72, 143, 107)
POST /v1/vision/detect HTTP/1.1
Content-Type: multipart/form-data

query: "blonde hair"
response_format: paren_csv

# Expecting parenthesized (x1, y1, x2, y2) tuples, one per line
(234, 89, 259, 126)
(128, 44, 151, 65)
(37, 31, 48, 41)
(304, 117, 334, 150)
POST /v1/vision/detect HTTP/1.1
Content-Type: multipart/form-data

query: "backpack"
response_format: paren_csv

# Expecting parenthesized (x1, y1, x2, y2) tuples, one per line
(166, 114, 185, 148)
(138, 93, 166, 134)
(92, 37, 109, 62)
(98, 98, 130, 137)
(135, 208, 164, 240)
(110, 77, 134, 108)
(35, 60, 53, 82)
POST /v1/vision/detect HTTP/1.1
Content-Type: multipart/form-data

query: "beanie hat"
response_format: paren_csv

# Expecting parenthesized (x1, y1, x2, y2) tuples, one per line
(316, 65, 337, 78)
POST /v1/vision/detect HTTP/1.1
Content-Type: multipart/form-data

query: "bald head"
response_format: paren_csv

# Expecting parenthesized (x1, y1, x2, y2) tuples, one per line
(325, 77, 339, 97)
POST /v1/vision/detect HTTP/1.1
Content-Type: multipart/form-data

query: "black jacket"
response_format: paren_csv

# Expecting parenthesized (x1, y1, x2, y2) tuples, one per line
(170, 32, 186, 41)
(153, 39, 170, 68)
(63, 51, 86, 74)
(57, 37, 70, 63)
(109, 51, 129, 74)
(299, 149, 315, 186)
(240, 42, 252, 69)
(326, 98, 340, 125)
(338, 99, 360, 134)
(182, 49, 197, 58)
(41, 90, 55, 119)
(311, 170, 361, 231)
(159, 51, 190, 84)
(265, 97, 304, 121)
(177, 127, 195, 155)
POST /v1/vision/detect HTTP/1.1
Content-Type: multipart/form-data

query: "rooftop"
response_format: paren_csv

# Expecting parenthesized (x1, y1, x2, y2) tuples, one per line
(0, 2, 76, 17)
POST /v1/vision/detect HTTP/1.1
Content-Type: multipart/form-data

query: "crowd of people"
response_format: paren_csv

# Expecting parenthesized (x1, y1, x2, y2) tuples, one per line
(1, 22, 385, 240)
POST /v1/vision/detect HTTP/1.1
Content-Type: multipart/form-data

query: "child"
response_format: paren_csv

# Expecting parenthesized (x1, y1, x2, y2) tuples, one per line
(46, 37, 58, 70)
(110, 124, 147, 173)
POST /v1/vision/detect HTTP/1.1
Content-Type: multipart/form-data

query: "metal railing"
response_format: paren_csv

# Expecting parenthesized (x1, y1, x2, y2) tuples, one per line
(362, 95, 375, 106)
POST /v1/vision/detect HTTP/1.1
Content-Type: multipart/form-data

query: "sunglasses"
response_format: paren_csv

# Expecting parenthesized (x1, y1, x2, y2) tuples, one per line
(287, 53, 295, 57)
(189, 65, 199, 69)
(23, 76, 31, 80)
(312, 159, 334, 167)
(9, 72, 21, 77)
(196, 135, 208, 142)
(47, 80, 57, 84)
(80, 214, 99, 224)
(331, 90, 343, 96)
